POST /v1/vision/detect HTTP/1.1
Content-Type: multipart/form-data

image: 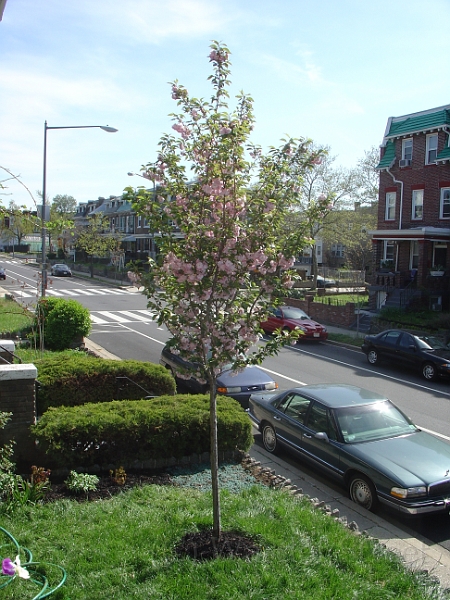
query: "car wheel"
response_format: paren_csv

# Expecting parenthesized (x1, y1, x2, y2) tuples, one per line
(349, 474, 377, 511)
(367, 348, 378, 365)
(261, 423, 278, 454)
(422, 362, 437, 381)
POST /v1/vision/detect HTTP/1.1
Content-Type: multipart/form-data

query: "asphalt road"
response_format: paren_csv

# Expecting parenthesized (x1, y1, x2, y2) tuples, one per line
(3, 257, 450, 550)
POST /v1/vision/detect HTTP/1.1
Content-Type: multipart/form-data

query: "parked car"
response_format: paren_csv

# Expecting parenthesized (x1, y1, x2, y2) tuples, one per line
(316, 275, 336, 288)
(361, 329, 450, 381)
(260, 306, 328, 341)
(160, 344, 278, 408)
(248, 383, 450, 515)
(51, 264, 72, 277)
(0, 267, 5, 280)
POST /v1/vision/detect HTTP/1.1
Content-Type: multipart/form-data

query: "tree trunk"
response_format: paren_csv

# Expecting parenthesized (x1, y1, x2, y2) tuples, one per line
(209, 379, 221, 545)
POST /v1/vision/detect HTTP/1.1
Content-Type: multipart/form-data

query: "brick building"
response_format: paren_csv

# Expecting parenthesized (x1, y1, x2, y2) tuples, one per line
(370, 104, 450, 311)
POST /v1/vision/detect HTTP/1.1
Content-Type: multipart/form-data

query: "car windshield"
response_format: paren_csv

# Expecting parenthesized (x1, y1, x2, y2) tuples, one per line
(282, 307, 309, 320)
(335, 401, 418, 443)
(416, 335, 450, 350)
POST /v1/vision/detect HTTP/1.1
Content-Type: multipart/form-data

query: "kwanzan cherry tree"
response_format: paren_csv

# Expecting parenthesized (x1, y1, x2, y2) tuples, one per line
(128, 41, 326, 541)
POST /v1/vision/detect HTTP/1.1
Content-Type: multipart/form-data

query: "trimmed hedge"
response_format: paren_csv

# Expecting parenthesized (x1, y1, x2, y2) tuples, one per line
(32, 394, 253, 468)
(35, 354, 176, 414)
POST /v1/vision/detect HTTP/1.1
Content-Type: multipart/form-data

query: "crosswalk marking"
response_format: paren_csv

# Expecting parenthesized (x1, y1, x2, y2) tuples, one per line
(10, 290, 34, 298)
(135, 309, 154, 317)
(90, 309, 156, 325)
(97, 288, 125, 295)
(118, 310, 154, 322)
(90, 314, 110, 324)
(95, 311, 131, 323)
(85, 288, 108, 295)
(46, 290, 64, 296)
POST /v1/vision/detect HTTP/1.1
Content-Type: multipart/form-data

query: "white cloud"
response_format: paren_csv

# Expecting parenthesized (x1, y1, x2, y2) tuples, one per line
(83, 0, 239, 43)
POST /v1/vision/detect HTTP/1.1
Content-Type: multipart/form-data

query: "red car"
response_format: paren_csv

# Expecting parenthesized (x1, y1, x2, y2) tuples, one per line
(260, 306, 328, 341)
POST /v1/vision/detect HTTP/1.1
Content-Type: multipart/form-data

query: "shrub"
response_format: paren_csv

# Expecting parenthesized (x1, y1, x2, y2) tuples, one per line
(32, 394, 252, 468)
(34, 354, 176, 414)
(65, 471, 99, 494)
(0, 411, 15, 501)
(34, 297, 91, 350)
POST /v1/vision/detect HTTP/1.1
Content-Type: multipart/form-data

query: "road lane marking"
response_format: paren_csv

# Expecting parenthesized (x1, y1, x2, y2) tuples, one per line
(286, 345, 450, 398)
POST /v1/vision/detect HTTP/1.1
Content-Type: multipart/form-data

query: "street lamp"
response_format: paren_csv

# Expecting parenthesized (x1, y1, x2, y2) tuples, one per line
(41, 121, 118, 296)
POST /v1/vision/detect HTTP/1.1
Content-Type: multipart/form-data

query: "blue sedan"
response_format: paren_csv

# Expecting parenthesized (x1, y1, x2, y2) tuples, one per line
(248, 383, 450, 515)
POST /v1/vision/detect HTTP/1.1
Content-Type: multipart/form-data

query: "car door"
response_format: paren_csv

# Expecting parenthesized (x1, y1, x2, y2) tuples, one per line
(300, 401, 343, 478)
(270, 392, 311, 450)
(264, 307, 283, 334)
(396, 332, 420, 369)
(375, 330, 402, 362)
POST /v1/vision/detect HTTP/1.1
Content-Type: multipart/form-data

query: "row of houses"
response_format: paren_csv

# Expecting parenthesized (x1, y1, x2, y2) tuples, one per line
(4, 102, 450, 313)
(370, 102, 450, 311)
(74, 101, 450, 313)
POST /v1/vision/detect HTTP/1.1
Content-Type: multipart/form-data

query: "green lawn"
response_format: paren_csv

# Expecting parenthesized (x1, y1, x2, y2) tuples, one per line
(1, 482, 440, 599)
(0, 297, 33, 336)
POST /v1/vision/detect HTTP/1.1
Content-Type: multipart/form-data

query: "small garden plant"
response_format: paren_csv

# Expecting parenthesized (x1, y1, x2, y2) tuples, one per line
(64, 471, 100, 495)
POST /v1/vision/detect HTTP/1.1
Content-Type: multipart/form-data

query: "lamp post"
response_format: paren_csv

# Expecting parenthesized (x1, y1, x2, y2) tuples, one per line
(41, 121, 118, 297)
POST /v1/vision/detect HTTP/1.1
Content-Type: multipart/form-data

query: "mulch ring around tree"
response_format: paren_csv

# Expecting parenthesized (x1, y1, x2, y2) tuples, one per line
(175, 529, 261, 560)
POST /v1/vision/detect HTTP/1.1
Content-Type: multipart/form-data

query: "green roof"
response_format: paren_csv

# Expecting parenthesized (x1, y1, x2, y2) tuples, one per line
(386, 108, 450, 138)
(376, 140, 395, 170)
(437, 146, 450, 162)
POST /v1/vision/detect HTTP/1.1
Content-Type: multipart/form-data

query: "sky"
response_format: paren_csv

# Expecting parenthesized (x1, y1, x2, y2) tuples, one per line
(1, 0, 450, 211)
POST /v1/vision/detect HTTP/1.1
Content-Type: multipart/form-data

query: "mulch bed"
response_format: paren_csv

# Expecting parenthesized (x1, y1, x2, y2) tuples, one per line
(43, 468, 262, 559)
(43, 471, 174, 502)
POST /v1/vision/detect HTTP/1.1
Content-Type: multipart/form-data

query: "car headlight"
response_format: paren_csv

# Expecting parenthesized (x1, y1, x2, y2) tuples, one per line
(439, 363, 450, 369)
(264, 382, 278, 391)
(390, 486, 427, 499)
(217, 386, 241, 394)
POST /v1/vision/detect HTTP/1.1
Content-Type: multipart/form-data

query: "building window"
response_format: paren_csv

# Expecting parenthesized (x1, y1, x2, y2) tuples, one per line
(402, 138, 413, 161)
(411, 190, 423, 220)
(383, 240, 395, 262)
(426, 134, 438, 165)
(331, 244, 344, 258)
(440, 188, 450, 219)
(385, 192, 396, 220)
(410, 241, 419, 269)
(137, 215, 142, 228)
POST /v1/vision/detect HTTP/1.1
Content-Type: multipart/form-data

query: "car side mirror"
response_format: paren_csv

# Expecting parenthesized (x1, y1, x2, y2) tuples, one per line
(314, 431, 329, 442)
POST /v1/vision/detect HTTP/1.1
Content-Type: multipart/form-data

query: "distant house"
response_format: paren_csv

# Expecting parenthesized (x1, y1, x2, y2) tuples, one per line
(370, 104, 450, 311)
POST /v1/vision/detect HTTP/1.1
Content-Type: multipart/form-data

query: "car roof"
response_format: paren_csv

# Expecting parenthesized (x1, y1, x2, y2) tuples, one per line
(284, 384, 388, 409)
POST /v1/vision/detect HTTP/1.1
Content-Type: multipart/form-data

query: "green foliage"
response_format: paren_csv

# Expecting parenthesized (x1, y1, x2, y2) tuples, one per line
(34, 353, 176, 414)
(7, 475, 49, 507)
(34, 297, 91, 350)
(378, 307, 450, 332)
(65, 471, 99, 495)
(32, 395, 252, 468)
(0, 411, 15, 501)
